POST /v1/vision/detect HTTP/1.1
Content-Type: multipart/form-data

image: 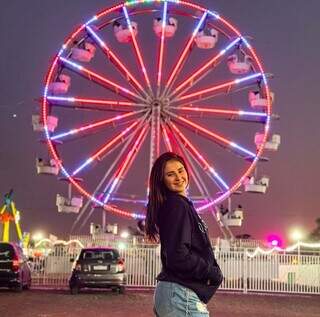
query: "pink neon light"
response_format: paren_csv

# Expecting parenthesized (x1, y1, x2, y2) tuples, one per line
(104, 125, 148, 203)
(168, 112, 231, 146)
(89, 121, 139, 162)
(116, 125, 148, 178)
(54, 111, 140, 139)
(172, 53, 224, 96)
(60, 57, 140, 99)
(50, 96, 136, 107)
(124, 7, 151, 89)
(165, 12, 206, 90)
(161, 123, 173, 152)
(131, 35, 151, 89)
(178, 106, 242, 116)
(157, 2, 167, 89)
(95, 4, 123, 19)
(169, 122, 216, 172)
(87, 27, 145, 95)
(178, 79, 237, 102)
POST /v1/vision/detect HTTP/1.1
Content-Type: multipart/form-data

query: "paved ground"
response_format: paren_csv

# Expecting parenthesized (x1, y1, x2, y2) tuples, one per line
(0, 288, 319, 317)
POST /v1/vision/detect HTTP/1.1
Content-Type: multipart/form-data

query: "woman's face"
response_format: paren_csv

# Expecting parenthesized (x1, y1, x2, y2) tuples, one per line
(163, 159, 188, 196)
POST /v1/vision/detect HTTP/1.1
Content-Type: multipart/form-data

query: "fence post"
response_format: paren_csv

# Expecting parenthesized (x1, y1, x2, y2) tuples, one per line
(243, 248, 248, 294)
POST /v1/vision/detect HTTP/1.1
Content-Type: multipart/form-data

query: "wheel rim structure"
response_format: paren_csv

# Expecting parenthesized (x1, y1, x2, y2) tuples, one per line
(40, 0, 273, 231)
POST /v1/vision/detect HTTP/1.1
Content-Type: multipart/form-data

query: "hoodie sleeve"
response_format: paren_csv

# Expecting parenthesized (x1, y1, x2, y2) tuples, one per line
(159, 197, 212, 281)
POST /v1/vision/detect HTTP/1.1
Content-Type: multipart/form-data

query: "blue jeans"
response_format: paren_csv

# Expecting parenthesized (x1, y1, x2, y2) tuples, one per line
(153, 281, 210, 317)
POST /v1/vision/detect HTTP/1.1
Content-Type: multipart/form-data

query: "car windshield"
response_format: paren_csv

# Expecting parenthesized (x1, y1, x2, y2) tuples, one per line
(80, 249, 119, 261)
(0, 244, 14, 260)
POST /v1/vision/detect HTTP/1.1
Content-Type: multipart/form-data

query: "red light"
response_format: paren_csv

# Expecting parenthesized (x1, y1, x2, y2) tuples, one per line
(12, 254, 20, 272)
(116, 259, 125, 273)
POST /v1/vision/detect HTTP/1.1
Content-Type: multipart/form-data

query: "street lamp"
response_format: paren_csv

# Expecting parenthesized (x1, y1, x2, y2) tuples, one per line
(32, 231, 44, 242)
(120, 231, 129, 239)
(290, 228, 305, 264)
(290, 229, 304, 242)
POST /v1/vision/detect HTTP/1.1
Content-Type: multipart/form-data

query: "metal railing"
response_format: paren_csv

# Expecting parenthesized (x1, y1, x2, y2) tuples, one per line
(29, 244, 320, 294)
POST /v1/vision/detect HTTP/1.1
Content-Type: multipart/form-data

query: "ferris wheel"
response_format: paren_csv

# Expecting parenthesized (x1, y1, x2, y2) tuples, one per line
(32, 0, 280, 238)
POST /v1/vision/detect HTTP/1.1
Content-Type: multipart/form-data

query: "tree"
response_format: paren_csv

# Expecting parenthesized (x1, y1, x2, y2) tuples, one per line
(308, 217, 320, 242)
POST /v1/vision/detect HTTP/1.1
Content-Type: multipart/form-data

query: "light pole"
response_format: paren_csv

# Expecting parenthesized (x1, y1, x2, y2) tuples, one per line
(290, 228, 304, 265)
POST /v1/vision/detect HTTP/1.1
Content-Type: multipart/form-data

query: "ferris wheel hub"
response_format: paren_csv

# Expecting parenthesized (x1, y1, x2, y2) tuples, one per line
(149, 97, 170, 110)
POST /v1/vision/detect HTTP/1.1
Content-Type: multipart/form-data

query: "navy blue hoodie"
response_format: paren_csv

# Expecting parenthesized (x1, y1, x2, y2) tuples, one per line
(157, 192, 223, 303)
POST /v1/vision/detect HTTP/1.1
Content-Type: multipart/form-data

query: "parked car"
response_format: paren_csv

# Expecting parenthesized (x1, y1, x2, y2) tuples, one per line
(0, 242, 32, 292)
(69, 247, 126, 294)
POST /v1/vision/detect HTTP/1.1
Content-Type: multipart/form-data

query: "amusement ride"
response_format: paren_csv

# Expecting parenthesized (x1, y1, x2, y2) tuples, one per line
(0, 190, 29, 247)
(32, 0, 280, 239)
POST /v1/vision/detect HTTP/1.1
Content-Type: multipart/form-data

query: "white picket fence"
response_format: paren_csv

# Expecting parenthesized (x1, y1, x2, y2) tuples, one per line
(29, 245, 320, 294)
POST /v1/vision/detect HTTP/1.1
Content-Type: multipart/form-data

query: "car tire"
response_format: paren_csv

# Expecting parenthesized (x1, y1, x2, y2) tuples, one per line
(70, 286, 79, 295)
(119, 286, 125, 295)
(23, 279, 32, 290)
(13, 283, 23, 293)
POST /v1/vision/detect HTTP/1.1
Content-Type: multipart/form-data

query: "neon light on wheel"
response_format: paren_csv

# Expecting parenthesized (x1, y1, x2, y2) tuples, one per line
(37, 0, 276, 231)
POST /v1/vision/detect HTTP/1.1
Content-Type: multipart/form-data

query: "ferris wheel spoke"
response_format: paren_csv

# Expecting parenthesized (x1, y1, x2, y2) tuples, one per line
(165, 110, 257, 160)
(161, 122, 173, 152)
(71, 125, 139, 232)
(169, 37, 242, 99)
(74, 113, 149, 230)
(161, 11, 207, 98)
(101, 121, 150, 206)
(170, 105, 268, 123)
(46, 96, 145, 108)
(86, 25, 148, 99)
(173, 80, 268, 107)
(71, 120, 143, 176)
(59, 57, 145, 102)
(156, 1, 168, 96)
(165, 120, 229, 191)
(50, 109, 146, 141)
(172, 72, 263, 104)
(149, 107, 161, 176)
(123, 6, 152, 93)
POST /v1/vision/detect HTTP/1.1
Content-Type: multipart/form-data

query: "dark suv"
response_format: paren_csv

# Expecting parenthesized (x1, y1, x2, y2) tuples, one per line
(0, 242, 32, 291)
(69, 247, 126, 294)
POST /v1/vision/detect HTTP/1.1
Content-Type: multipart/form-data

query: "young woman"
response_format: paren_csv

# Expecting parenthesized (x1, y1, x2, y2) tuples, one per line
(146, 152, 223, 317)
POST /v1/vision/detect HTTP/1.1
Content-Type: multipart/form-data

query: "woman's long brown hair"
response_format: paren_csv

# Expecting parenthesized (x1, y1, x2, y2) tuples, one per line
(145, 152, 189, 242)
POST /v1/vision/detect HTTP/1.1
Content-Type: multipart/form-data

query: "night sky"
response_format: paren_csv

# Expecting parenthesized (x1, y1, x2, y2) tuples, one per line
(1, 0, 319, 245)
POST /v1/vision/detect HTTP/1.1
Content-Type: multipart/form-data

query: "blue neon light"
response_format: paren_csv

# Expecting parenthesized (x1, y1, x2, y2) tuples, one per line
(192, 11, 207, 37)
(86, 26, 106, 48)
(72, 158, 94, 176)
(235, 73, 262, 84)
(47, 96, 75, 103)
(162, 1, 168, 28)
(230, 142, 256, 158)
(85, 16, 98, 26)
(219, 37, 241, 55)
(60, 57, 83, 70)
(239, 110, 267, 117)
